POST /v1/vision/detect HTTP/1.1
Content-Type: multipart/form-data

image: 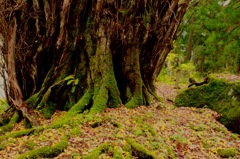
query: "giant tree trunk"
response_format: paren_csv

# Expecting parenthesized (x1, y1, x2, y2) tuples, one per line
(0, 0, 190, 121)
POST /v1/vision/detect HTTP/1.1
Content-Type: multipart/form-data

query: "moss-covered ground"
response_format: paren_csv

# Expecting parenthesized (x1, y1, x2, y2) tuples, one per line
(0, 75, 240, 158)
(0, 100, 240, 158)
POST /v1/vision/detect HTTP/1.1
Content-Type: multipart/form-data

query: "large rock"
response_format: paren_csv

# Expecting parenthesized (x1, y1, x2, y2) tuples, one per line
(175, 77, 240, 133)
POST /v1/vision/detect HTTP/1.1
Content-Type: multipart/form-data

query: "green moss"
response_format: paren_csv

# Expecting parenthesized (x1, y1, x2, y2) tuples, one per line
(26, 140, 36, 150)
(50, 90, 92, 128)
(126, 138, 156, 159)
(143, 124, 157, 136)
(134, 127, 143, 136)
(90, 86, 108, 113)
(113, 146, 124, 159)
(166, 146, 177, 159)
(70, 126, 82, 136)
(25, 93, 39, 108)
(122, 142, 132, 155)
(189, 124, 207, 131)
(41, 102, 55, 119)
(82, 143, 111, 159)
(231, 133, 239, 140)
(68, 89, 92, 114)
(125, 95, 143, 109)
(218, 148, 238, 158)
(0, 128, 36, 142)
(16, 136, 68, 159)
(170, 134, 187, 144)
(0, 140, 7, 150)
(175, 77, 240, 132)
(106, 74, 122, 108)
(132, 115, 145, 123)
(0, 111, 19, 132)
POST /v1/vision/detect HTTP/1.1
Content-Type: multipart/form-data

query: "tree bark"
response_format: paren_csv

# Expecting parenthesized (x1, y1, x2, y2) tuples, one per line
(5, 17, 39, 126)
(199, 55, 206, 72)
(0, 0, 191, 122)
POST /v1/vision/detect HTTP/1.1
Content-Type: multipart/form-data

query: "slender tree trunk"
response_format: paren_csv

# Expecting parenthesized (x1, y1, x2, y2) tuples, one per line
(7, 17, 39, 126)
(185, 16, 195, 62)
(199, 55, 206, 72)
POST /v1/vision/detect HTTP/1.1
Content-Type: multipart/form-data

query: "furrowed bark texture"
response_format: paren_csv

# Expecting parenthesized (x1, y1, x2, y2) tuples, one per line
(1, 0, 190, 118)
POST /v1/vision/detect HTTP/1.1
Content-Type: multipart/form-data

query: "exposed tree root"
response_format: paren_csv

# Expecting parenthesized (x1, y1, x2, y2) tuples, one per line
(82, 139, 156, 158)
(82, 143, 111, 159)
(16, 136, 68, 159)
(0, 128, 36, 143)
(0, 111, 19, 133)
(126, 138, 156, 159)
(113, 146, 125, 159)
(50, 89, 93, 128)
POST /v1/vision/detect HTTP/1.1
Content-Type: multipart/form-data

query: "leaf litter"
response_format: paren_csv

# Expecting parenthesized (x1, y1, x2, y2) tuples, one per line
(0, 84, 240, 158)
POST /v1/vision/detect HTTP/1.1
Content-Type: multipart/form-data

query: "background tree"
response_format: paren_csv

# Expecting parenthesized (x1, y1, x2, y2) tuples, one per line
(176, 0, 240, 73)
(0, 0, 190, 125)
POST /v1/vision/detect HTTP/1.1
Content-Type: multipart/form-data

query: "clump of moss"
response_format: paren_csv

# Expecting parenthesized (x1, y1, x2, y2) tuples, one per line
(82, 143, 111, 159)
(113, 146, 124, 159)
(125, 96, 143, 109)
(218, 148, 238, 158)
(16, 136, 68, 159)
(175, 77, 240, 133)
(0, 111, 19, 132)
(126, 138, 156, 159)
(90, 86, 108, 113)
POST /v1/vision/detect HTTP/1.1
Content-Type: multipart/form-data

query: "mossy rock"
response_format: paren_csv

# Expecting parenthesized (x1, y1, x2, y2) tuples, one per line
(175, 77, 240, 133)
(218, 148, 238, 158)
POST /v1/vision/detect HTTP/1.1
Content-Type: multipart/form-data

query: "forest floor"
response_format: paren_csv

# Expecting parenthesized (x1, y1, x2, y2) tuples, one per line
(0, 79, 240, 158)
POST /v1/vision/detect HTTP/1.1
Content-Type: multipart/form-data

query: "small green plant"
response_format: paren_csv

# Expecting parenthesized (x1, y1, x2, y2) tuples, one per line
(64, 75, 79, 93)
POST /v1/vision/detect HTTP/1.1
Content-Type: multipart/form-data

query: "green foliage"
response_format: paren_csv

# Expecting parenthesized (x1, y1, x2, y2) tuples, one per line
(64, 75, 80, 93)
(179, 62, 195, 73)
(175, 0, 240, 73)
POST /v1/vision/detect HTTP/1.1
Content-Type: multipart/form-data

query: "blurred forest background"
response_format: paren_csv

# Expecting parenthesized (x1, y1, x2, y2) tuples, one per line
(159, 0, 239, 85)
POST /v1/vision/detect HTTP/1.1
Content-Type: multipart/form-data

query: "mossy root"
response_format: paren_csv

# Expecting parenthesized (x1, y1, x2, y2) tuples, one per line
(126, 138, 156, 159)
(16, 136, 68, 159)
